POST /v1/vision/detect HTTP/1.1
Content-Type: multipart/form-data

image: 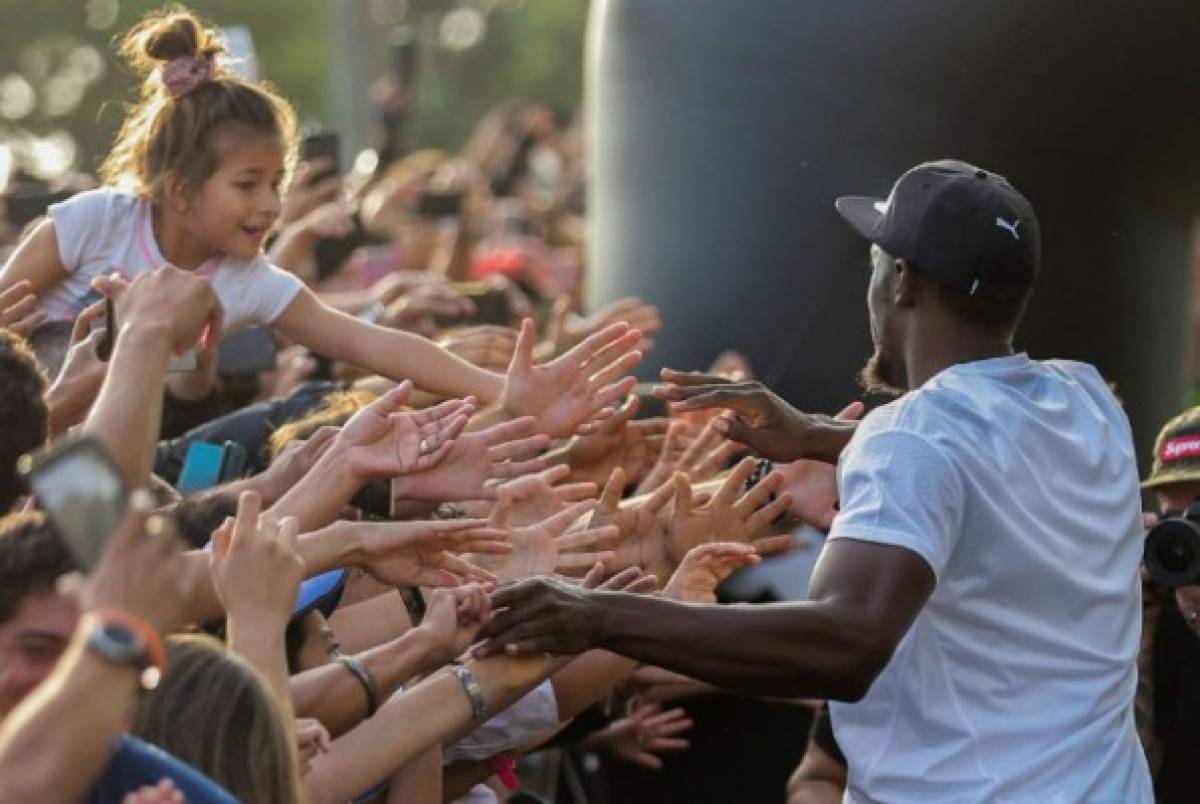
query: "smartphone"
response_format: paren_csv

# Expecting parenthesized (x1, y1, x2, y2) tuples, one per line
(216, 327, 277, 375)
(19, 436, 128, 572)
(416, 188, 464, 220)
(390, 27, 418, 88)
(301, 130, 341, 185)
(177, 442, 225, 493)
(314, 211, 371, 281)
(432, 282, 512, 328)
(89, 296, 116, 362)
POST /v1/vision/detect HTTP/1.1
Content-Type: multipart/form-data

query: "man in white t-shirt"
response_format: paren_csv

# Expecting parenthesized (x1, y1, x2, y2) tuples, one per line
(475, 160, 1153, 802)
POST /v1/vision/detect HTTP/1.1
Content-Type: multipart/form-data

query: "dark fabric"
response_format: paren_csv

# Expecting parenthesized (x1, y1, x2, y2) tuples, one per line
(1152, 595, 1200, 803)
(85, 735, 236, 804)
(154, 380, 344, 484)
(810, 702, 846, 767)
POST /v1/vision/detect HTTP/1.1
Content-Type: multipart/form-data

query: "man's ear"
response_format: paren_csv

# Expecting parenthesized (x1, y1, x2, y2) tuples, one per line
(893, 258, 919, 308)
(162, 172, 191, 214)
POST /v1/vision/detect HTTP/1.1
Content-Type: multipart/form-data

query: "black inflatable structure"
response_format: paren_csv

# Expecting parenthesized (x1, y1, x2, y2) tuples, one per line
(587, 0, 1200, 463)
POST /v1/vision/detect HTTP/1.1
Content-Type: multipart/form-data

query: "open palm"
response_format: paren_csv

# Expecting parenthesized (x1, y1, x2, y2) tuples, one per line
(663, 542, 761, 603)
(588, 468, 676, 580)
(471, 494, 617, 584)
(502, 319, 644, 438)
(666, 458, 793, 564)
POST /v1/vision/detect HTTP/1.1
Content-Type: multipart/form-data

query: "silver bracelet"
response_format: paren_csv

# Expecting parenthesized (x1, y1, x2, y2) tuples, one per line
(449, 663, 488, 721)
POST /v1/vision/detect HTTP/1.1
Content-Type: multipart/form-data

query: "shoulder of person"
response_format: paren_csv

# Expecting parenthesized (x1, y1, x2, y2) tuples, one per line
(51, 186, 141, 222)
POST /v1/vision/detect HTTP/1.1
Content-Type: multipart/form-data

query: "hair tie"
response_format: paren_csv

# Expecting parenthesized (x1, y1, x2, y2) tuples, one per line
(162, 53, 214, 98)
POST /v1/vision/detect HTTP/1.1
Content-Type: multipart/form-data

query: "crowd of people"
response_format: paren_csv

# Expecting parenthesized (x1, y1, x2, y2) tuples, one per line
(0, 5, 1196, 803)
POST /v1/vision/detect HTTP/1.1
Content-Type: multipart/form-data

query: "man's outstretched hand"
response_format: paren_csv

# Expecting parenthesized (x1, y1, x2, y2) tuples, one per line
(475, 575, 605, 658)
(654, 369, 861, 463)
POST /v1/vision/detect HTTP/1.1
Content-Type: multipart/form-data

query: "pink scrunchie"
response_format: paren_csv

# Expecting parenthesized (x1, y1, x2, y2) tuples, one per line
(162, 54, 214, 98)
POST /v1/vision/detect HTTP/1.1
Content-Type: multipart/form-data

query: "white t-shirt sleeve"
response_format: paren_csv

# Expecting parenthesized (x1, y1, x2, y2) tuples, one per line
(213, 258, 304, 332)
(828, 427, 965, 579)
(46, 188, 118, 273)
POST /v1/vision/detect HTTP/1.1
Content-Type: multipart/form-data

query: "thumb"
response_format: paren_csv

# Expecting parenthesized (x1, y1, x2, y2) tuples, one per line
(714, 412, 762, 452)
(548, 294, 571, 340)
(510, 318, 536, 372)
(835, 400, 866, 421)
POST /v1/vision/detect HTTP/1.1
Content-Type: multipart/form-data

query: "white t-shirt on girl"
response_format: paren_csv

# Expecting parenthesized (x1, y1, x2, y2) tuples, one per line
(44, 188, 303, 333)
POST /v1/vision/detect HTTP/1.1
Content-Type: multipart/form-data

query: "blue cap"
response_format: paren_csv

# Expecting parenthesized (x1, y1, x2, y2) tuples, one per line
(292, 568, 349, 619)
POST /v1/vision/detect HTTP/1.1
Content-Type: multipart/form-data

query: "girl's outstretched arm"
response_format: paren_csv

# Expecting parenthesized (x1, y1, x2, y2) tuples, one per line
(274, 287, 505, 402)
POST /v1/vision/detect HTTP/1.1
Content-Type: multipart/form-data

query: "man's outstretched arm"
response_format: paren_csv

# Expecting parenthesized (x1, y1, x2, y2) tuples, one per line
(477, 538, 934, 701)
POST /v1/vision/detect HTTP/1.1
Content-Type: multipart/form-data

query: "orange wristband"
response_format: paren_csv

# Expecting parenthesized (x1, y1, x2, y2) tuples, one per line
(89, 608, 168, 673)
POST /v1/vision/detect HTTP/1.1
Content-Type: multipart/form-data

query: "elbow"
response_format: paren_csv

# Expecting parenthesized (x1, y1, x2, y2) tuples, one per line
(825, 637, 894, 703)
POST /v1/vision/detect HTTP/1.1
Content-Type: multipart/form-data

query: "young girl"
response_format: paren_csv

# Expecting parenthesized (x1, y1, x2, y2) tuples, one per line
(0, 7, 639, 438)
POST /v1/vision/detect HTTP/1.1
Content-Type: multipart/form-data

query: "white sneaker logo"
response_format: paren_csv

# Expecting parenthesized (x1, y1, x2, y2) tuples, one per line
(995, 216, 1021, 240)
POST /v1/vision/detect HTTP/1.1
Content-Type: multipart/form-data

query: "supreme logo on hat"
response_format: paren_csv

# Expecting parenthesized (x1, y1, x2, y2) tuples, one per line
(1161, 434, 1200, 462)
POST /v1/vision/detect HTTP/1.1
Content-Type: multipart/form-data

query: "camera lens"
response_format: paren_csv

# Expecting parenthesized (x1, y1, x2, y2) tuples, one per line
(1144, 516, 1200, 587)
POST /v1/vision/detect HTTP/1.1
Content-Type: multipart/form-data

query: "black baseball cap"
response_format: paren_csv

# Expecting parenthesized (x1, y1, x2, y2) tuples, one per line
(835, 159, 1040, 300)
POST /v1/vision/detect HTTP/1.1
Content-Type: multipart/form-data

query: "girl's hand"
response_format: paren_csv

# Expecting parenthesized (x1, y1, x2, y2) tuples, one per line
(295, 717, 332, 776)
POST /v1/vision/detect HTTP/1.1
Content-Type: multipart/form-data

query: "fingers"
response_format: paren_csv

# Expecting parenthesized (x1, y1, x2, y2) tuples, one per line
(672, 473, 693, 521)
(539, 499, 597, 535)
(836, 400, 866, 421)
(555, 481, 601, 504)
(751, 533, 795, 555)
(642, 479, 677, 515)
(489, 433, 551, 463)
(589, 376, 640, 417)
(0, 279, 33, 310)
(581, 560, 608, 589)
(491, 457, 549, 481)
(657, 368, 733, 389)
(597, 468, 625, 514)
(746, 493, 792, 533)
(554, 524, 619, 553)
(555, 551, 617, 571)
(734, 468, 782, 517)
(489, 492, 513, 529)
(588, 348, 644, 393)
(480, 415, 538, 447)
(508, 317, 537, 373)
(716, 457, 756, 507)
(566, 321, 631, 367)
(373, 380, 414, 414)
(232, 490, 264, 546)
(437, 552, 498, 584)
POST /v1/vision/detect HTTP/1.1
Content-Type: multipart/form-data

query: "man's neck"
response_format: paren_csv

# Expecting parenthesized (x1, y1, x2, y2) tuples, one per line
(904, 323, 1014, 390)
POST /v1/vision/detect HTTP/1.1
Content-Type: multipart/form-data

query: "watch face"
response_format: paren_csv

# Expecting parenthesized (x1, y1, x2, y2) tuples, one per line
(89, 621, 149, 672)
(100, 622, 138, 648)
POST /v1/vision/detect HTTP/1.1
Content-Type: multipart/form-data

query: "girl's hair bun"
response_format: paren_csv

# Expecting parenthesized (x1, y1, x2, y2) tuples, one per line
(119, 5, 223, 78)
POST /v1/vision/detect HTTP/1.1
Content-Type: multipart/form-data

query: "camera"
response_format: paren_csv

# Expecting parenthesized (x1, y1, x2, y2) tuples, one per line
(1143, 501, 1200, 587)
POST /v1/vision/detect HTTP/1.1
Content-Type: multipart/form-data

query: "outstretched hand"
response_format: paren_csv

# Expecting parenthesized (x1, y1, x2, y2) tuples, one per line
(655, 369, 860, 463)
(353, 518, 510, 588)
(390, 415, 550, 503)
(662, 542, 760, 604)
(339, 381, 474, 480)
(556, 395, 670, 488)
(502, 318, 643, 438)
(467, 490, 616, 584)
(666, 458, 794, 563)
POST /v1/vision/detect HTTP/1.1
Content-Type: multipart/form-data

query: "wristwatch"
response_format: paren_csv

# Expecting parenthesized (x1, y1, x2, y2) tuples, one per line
(84, 610, 166, 691)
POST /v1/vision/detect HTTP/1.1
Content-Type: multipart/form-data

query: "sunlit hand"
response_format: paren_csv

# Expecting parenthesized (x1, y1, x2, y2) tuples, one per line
(667, 458, 794, 563)
(485, 464, 598, 527)
(663, 542, 760, 603)
(353, 518, 510, 588)
(589, 468, 676, 580)
(339, 381, 474, 480)
(502, 318, 643, 438)
(210, 491, 304, 628)
(557, 395, 670, 488)
(469, 492, 616, 584)
(390, 416, 550, 503)
(417, 583, 493, 665)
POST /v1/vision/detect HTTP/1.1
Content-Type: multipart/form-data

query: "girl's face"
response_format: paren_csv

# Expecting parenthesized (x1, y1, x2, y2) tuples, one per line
(185, 133, 286, 260)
